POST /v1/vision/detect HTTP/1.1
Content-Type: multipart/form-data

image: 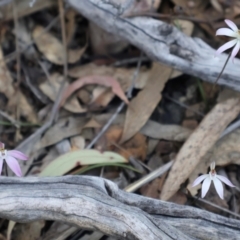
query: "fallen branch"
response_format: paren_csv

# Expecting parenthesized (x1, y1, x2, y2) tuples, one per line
(0, 176, 239, 239)
(66, 0, 240, 91)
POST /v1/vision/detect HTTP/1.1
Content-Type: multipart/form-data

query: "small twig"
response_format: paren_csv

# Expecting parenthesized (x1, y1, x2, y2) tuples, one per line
(0, 110, 19, 128)
(22, 65, 48, 104)
(193, 196, 240, 219)
(113, 56, 149, 67)
(38, 60, 57, 96)
(58, 0, 68, 80)
(220, 116, 240, 139)
(86, 53, 144, 149)
(13, 0, 22, 141)
(55, 0, 68, 123)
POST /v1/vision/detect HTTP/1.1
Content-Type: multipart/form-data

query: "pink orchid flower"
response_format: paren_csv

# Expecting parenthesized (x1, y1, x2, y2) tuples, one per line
(192, 162, 234, 199)
(216, 19, 240, 61)
(0, 142, 28, 177)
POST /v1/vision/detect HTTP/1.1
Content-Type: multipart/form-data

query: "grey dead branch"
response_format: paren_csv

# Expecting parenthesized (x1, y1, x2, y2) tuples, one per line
(66, 0, 240, 91)
(0, 176, 239, 240)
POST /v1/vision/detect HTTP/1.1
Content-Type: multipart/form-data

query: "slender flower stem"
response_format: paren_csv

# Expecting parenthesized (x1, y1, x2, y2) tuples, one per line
(211, 51, 231, 94)
(4, 162, 8, 176)
(214, 51, 231, 85)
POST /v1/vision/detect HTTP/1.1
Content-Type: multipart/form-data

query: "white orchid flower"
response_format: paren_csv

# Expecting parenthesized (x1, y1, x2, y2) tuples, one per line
(192, 162, 234, 199)
(0, 142, 28, 177)
(216, 19, 240, 61)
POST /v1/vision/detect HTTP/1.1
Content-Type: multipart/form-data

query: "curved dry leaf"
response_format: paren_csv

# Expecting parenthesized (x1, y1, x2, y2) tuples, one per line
(68, 63, 149, 90)
(33, 25, 87, 65)
(60, 75, 129, 107)
(160, 98, 240, 201)
(120, 63, 172, 143)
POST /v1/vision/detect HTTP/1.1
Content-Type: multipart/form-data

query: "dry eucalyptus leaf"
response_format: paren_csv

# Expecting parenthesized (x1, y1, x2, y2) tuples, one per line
(34, 116, 89, 150)
(172, 0, 208, 15)
(94, 113, 126, 126)
(210, 0, 223, 12)
(70, 136, 85, 150)
(90, 86, 115, 108)
(123, 0, 162, 16)
(60, 75, 129, 107)
(160, 97, 240, 201)
(66, 9, 78, 45)
(217, 88, 240, 103)
(33, 25, 87, 65)
(0, 48, 37, 122)
(140, 178, 162, 199)
(39, 73, 86, 113)
(176, 19, 194, 36)
(140, 120, 192, 141)
(120, 63, 172, 143)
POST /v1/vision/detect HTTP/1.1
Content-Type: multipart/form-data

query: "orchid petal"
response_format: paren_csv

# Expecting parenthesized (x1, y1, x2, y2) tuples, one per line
(0, 158, 3, 176)
(5, 156, 22, 177)
(0, 142, 5, 149)
(8, 150, 28, 160)
(217, 175, 235, 187)
(192, 174, 208, 187)
(225, 19, 238, 31)
(216, 28, 236, 37)
(216, 39, 237, 55)
(201, 177, 211, 198)
(213, 177, 224, 199)
(231, 41, 240, 61)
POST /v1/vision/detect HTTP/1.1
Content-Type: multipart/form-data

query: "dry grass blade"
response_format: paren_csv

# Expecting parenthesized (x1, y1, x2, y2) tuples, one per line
(120, 63, 172, 143)
(160, 97, 240, 201)
(124, 161, 173, 193)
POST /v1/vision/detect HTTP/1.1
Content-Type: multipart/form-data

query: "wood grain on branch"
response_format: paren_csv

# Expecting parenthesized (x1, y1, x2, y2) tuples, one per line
(66, 0, 240, 91)
(0, 176, 239, 240)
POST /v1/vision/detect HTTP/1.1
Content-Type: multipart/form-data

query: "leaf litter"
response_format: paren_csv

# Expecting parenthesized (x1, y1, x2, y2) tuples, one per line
(1, 0, 240, 239)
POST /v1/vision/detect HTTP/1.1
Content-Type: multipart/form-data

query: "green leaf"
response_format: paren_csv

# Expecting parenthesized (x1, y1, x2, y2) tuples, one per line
(40, 149, 128, 177)
(76, 162, 142, 175)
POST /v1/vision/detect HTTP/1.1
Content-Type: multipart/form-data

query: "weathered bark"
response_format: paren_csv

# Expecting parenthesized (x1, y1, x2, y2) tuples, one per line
(0, 176, 239, 240)
(66, 0, 240, 91)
